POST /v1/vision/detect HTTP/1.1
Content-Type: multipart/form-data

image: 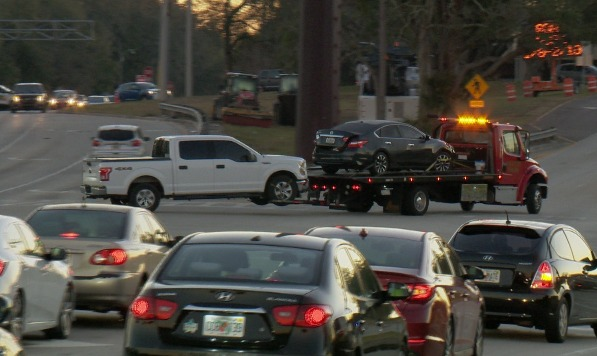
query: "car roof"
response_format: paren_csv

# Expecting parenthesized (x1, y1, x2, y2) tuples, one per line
(156, 134, 236, 141)
(456, 219, 556, 234)
(306, 225, 429, 242)
(0, 215, 25, 227)
(183, 231, 336, 251)
(98, 124, 140, 131)
(29, 203, 143, 214)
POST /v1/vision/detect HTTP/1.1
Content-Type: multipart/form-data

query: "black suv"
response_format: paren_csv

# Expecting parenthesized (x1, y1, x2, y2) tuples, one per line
(10, 82, 48, 113)
(449, 218, 597, 343)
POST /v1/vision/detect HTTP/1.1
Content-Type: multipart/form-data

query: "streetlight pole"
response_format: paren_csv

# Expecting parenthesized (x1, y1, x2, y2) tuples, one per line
(158, 0, 170, 101)
(185, 0, 193, 97)
(376, 0, 386, 120)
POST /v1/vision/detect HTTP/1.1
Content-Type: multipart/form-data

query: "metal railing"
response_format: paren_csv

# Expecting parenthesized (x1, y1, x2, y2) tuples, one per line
(159, 103, 204, 133)
(530, 128, 557, 142)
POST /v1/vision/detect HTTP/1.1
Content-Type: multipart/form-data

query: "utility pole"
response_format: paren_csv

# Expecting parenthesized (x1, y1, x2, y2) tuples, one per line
(158, 0, 170, 101)
(376, 0, 387, 119)
(185, 0, 193, 97)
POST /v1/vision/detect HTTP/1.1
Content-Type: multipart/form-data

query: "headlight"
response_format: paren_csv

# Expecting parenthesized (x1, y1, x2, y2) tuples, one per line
(49, 98, 57, 105)
(12, 96, 20, 102)
(147, 90, 155, 95)
(36, 95, 44, 102)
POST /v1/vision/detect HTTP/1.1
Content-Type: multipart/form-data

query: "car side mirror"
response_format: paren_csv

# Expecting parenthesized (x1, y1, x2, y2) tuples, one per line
(464, 265, 486, 280)
(48, 247, 67, 261)
(165, 235, 185, 248)
(386, 282, 411, 300)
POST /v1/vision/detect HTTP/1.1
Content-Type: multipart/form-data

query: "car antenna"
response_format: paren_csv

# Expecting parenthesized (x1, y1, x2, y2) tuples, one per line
(505, 210, 511, 225)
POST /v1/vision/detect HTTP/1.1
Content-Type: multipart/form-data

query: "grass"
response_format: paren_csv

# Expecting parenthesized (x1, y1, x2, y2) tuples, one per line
(79, 81, 591, 155)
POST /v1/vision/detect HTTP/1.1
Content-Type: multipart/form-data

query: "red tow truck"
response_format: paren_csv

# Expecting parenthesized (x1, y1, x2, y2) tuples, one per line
(301, 115, 548, 215)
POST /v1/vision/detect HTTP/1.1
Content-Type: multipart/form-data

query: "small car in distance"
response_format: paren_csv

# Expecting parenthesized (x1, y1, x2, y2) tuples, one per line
(90, 124, 150, 157)
(0, 215, 73, 341)
(0, 84, 13, 109)
(87, 95, 111, 105)
(114, 82, 160, 101)
(48, 89, 78, 110)
(313, 120, 455, 175)
(449, 218, 597, 343)
(305, 225, 485, 356)
(26, 203, 179, 318)
(123, 231, 411, 355)
(9, 82, 48, 113)
(257, 68, 284, 91)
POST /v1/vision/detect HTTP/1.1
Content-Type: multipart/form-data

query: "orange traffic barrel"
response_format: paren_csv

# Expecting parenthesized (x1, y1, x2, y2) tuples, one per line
(506, 83, 516, 101)
(588, 75, 597, 92)
(563, 78, 574, 96)
(523, 80, 533, 97)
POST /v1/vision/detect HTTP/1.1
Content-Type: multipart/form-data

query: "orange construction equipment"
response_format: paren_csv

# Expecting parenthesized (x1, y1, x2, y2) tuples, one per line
(506, 83, 516, 101)
(523, 80, 533, 97)
(588, 75, 597, 92)
(563, 78, 574, 96)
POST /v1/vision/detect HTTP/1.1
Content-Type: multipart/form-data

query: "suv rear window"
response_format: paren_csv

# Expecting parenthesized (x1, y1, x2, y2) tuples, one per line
(451, 226, 541, 255)
(28, 209, 126, 240)
(98, 129, 135, 141)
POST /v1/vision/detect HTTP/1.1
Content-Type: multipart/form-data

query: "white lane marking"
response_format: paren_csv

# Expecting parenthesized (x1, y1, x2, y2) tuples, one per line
(24, 340, 111, 348)
(0, 157, 86, 194)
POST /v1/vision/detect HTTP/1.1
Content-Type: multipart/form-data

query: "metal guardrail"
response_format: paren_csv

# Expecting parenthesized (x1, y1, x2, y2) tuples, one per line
(159, 103, 204, 133)
(530, 128, 557, 142)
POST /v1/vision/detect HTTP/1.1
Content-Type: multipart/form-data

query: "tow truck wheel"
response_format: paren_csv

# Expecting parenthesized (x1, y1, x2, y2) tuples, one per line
(369, 151, 389, 176)
(346, 196, 374, 213)
(129, 183, 161, 211)
(322, 166, 339, 175)
(402, 186, 429, 216)
(460, 201, 475, 211)
(267, 175, 298, 206)
(525, 183, 542, 214)
(434, 150, 453, 172)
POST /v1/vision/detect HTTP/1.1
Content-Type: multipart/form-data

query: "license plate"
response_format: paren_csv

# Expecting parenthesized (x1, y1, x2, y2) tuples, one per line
(202, 315, 245, 337)
(325, 137, 335, 144)
(478, 268, 500, 283)
(111, 144, 120, 148)
(458, 154, 468, 160)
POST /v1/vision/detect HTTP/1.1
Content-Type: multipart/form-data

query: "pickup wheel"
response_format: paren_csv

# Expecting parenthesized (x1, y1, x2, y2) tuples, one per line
(525, 183, 542, 214)
(402, 186, 429, 216)
(129, 184, 161, 211)
(267, 175, 298, 206)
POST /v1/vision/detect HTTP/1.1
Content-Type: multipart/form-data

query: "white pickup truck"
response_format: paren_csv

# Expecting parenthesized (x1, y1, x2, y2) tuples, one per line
(80, 135, 309, 211)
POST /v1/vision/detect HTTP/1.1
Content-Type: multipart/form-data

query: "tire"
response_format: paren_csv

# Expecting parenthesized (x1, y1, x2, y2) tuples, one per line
(250, 196, 269, 206)
(526, 183, 542, 214)
(402, 186, 429, 216)
(345, 197, 374, 213)
(591, 323, 597, 338)
(460, 201, 475, 212)
(442, 319, 454, 356)
(9, 293, 23, 341)
(44, 288, 74, 339)
(434, 150, 452, 172)
(484, 320, 500, 330)
(322, 166, 339, 175)
(545, 298, 568, 343)
(128, 183, 161, 211)
(369, 151, 389, 176)
(473, 313, 484, 356)
(267, 175, 298, 206)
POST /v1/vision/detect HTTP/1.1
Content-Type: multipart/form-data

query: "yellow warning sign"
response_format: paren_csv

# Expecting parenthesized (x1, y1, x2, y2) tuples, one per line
(465, 74, 489, 99)
(469, 100, 485, 108)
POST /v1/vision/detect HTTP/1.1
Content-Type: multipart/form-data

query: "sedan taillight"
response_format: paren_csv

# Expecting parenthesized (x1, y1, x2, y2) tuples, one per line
(531, 261, 554, 289)
(130, 296, 177, 320)
(273, 304, 332, 328)
(0, 260, 7, 276)
(347, 140, 368, 148)
(90, 249, 127, 265)
(407, 284, 435, 303)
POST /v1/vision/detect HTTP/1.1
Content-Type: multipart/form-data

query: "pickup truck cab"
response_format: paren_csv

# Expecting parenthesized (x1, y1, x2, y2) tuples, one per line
(81, 135, 308, 211)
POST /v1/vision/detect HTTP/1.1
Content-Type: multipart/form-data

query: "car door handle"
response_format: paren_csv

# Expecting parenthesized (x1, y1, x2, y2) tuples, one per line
(216, 164, 225, 169)
(179, 165, 188, 170)
(384, 141, 392, 145)
(407, 144, 414, 148)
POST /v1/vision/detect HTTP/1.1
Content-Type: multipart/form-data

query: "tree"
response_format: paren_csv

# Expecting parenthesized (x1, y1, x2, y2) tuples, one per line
(191, 0, 280, 72)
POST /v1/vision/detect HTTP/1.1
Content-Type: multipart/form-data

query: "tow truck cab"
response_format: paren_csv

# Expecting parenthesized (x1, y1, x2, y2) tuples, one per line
(432, 116, 548, 211)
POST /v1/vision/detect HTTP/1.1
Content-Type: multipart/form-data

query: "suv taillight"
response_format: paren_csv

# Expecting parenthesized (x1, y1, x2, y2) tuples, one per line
(130, 296, 177, 320)
(92, 139, 101, 147)
(131, 139, 142, 147)
(531, 261, 554, 289)
(90, 249, 127, 265)
(273, 304, 332, 328)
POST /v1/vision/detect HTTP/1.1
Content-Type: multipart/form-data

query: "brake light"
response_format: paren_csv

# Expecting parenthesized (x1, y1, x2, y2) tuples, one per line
(90, 249, 127, 265)
(531, 261, 554, 289)
(347, 140, 368, 148)
(130, 296, 178, 320)
(131, 139, 142, 147)
(60, 232, 79, 239)
(0, 260, 7, 276)
(92, 139, 101, 147)
(99, 167, 112, 181)
(407, 284, 435, 303)
(273, 304, 332, 328)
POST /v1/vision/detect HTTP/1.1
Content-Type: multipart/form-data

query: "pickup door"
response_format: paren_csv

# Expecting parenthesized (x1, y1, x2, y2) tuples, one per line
(173, 138, 264, 194)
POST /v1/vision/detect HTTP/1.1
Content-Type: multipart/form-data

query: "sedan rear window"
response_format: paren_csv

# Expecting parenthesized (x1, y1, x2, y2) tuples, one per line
(451, 226, 541, 255)
(28, 209, 126, 240)
(159, 244, 322, 285)
(98, 129, 136, 141)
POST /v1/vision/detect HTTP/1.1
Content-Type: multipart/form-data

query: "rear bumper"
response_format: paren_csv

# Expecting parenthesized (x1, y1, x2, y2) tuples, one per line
(81, 184, 108, 197)
(481, 289, 558, 327)
(74, 272, 141, 311)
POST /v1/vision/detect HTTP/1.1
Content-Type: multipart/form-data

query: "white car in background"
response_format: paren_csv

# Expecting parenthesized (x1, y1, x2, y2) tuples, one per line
(0, 85, 13, 109)
(90, 124, 150, 157)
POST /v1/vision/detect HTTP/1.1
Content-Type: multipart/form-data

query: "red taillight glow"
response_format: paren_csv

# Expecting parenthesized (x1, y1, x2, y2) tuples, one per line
(90, 249, 127, 265)
(99, 167, 112, 181)
(351, 184, 362, 191)
(92, 139, 101, 147)
(531, 261, 554, 289)
(347, 140, 368, 148)
(0, 260, 7, 276)
(130, 296, 178, 320)
(407, 284, 435, 303)
(60, 232, 79, 239)
(131, 139, 142, 147)
(273, 304, 332, 328)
